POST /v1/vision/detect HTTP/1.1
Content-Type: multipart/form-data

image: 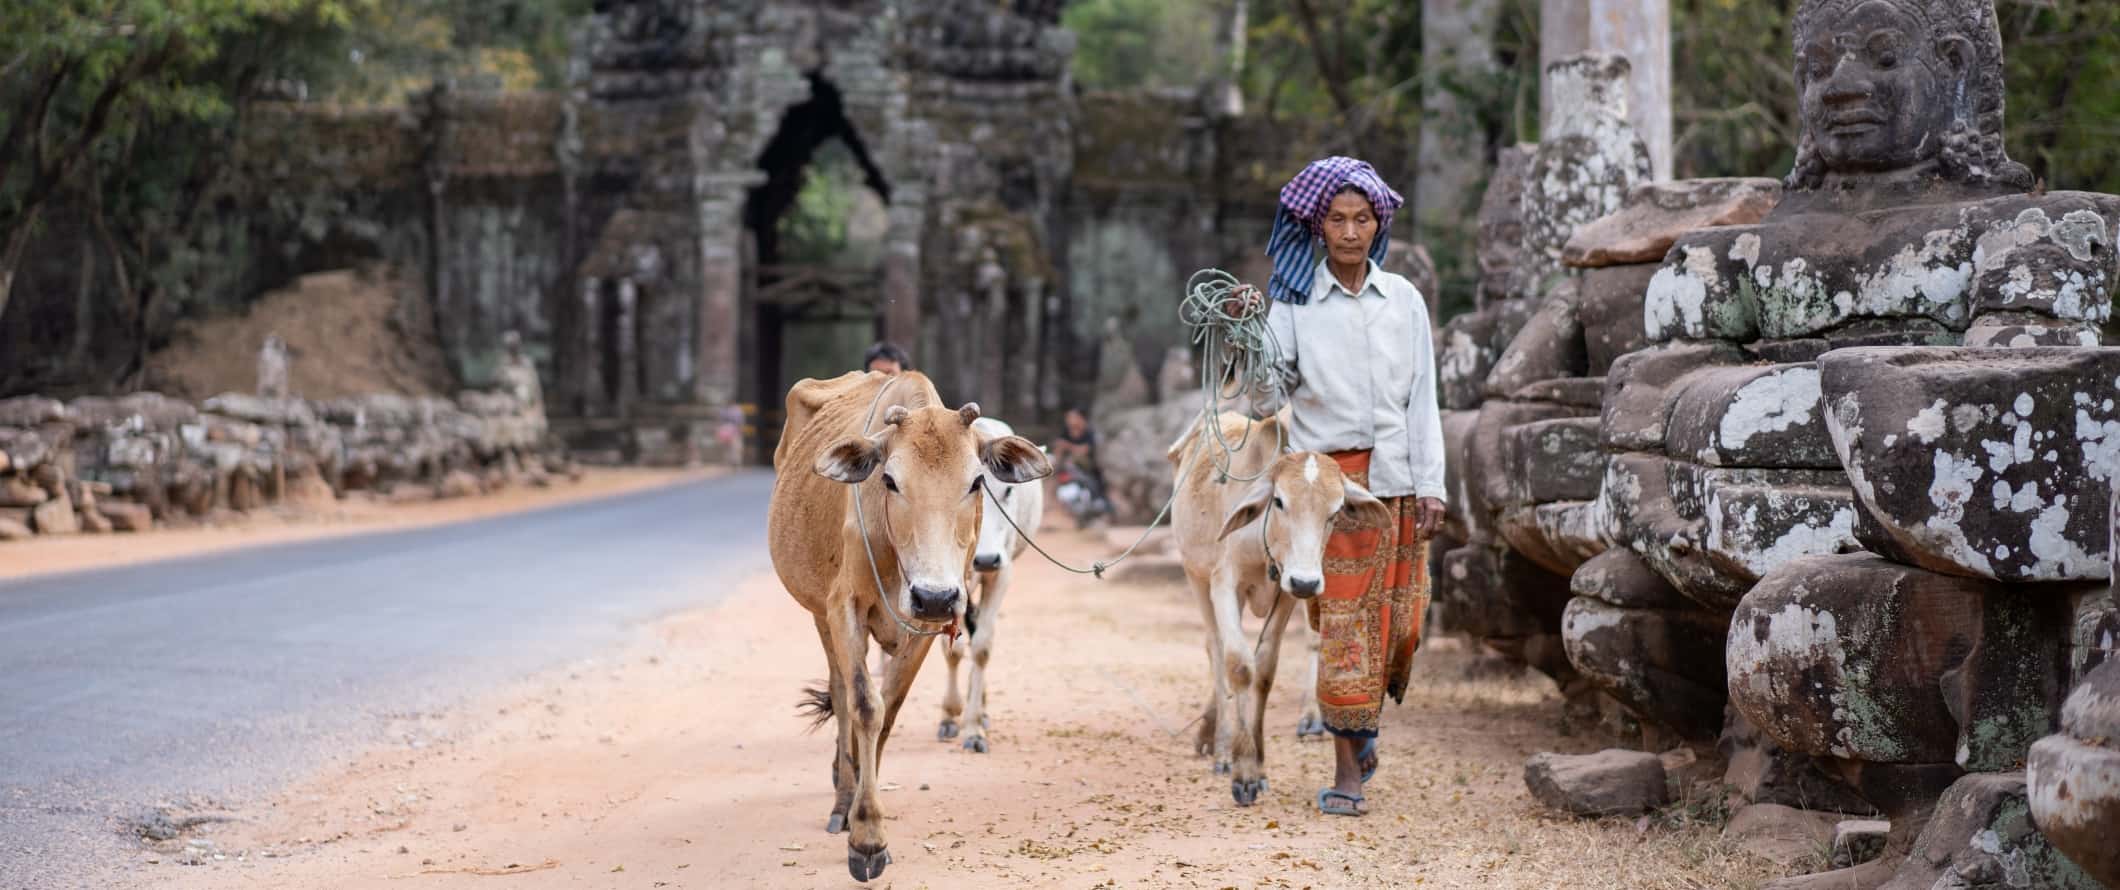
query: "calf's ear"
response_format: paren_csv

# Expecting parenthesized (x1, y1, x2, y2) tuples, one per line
(981, 435, 1052, 484)
(1217, 475, 1275, 541)
(1341, 478, 1393, 529)
(816, 434, 884, 483)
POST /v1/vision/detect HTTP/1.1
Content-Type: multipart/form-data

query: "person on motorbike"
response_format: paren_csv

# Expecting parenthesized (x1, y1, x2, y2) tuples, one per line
(1048, 408, 1112, 526)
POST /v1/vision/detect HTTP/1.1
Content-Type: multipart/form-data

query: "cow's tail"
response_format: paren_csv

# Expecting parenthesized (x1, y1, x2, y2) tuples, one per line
(796, 682, 834, 731)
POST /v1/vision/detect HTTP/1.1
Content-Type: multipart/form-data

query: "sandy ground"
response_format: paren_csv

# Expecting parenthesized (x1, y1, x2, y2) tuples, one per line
(111, 525, 1784, 890)
(0, 467, 717, 582)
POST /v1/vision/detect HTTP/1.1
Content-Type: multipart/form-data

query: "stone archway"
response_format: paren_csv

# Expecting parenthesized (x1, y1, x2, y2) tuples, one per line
(744, 74, 893, 455)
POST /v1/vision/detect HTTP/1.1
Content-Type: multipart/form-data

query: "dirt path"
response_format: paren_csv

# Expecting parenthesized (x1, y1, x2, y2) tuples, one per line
(0, 467, 717, 582)
(120, 527, 1779, 890)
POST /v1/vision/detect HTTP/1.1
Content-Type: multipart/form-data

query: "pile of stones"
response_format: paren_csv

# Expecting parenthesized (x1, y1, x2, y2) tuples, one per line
(0, 386, 568, 541)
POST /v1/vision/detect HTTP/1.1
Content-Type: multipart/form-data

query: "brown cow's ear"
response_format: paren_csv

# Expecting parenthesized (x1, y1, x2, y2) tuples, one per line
(1342, 478, 1392, 528)
(816, 434, 884, 483)
(1217, 476, 1275, 541)
(958, 403, 981, 425)
(882, 405, 910, 427)
(981, 435, 1051, 484)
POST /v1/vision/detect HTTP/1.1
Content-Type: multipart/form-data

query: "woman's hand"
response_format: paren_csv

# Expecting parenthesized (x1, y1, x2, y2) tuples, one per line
(1413, 497, 1446, 539)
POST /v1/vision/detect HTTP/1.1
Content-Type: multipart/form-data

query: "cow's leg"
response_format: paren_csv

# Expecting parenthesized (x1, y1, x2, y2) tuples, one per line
(958, 567, 1007, 753)
(835, 602, 891, 881)
(815, 614, 856, 833)
(1188, 572, 1228, 768)
(1295, 609, 1326, 739)
(938, 626, 965, 741)
(877, 631, 935, 763)
(1212, 570, 1265, 806)
(1250, 594, 1296, 775)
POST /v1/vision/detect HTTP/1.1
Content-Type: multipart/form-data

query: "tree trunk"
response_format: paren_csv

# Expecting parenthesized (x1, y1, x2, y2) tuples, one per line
(0, 211, 39, 330)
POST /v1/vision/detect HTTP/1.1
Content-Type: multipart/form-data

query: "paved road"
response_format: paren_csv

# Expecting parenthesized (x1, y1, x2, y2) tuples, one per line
(0, 471, 774, 889)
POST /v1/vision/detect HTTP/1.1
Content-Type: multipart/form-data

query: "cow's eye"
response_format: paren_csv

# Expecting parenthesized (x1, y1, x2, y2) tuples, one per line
(967, 477, 982, 495)
(1001, 488, 1012, 501)
(1272, 495, 1285, 510)
(883, 474, 900, 493)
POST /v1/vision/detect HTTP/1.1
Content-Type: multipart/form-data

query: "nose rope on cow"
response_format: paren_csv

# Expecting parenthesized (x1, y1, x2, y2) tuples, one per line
(849, 375, 956, 640)
(978, 268, 1288, 581)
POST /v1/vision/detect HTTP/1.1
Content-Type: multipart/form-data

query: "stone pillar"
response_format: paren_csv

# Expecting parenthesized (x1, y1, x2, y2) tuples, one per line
(1540, 0, 1671, 181)
(882, 184, 926, 349)
(1417, 0, 1503, 296)
(577, 276, 605, 417)
(694, 175, 754, 407)
(614, 278, 639, 418)
(1208, 0, 1248, 116)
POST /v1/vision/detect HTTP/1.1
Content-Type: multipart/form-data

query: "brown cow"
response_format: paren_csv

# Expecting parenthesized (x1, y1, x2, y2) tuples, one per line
(768, 371, 1049, 882)
(1168, 410, 1390, 806)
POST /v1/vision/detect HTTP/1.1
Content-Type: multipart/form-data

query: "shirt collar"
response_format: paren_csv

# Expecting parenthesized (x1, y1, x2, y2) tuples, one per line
(1310, 257, 1386, 302)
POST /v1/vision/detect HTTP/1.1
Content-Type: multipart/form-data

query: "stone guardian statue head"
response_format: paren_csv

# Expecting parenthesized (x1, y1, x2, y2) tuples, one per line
(1785, 0, 2032, 190)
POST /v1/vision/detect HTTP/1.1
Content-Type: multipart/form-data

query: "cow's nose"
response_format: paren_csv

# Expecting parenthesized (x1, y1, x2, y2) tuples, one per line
(972, 553, 1002, 572)
(909, 584, 961, 620)
(1287, 576, 1323, 598)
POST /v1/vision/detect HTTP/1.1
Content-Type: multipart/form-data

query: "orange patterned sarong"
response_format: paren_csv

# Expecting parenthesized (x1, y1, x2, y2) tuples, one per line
(1310, 449, 1429, 738)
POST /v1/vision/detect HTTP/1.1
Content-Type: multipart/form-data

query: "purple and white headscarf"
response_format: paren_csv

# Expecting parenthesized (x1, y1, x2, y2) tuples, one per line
(1265, 156, 1404, 304)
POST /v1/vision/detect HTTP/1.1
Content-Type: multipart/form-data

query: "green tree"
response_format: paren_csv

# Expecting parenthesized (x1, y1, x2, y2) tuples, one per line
(0, 1, 360, 326)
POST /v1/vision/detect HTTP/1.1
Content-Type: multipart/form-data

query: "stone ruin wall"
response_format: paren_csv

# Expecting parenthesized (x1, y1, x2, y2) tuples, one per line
(1437, 12, 2120, 885)
(0, 386, 563, 542)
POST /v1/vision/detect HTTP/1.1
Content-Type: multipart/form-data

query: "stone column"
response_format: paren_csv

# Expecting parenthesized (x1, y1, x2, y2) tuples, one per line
(1417, 0, 1503, 297)
(694, 173, 757, 407)
(614, 278, 639, 418)
(881, 184, 926, 349)
(1540, 0, 1672, 181)
(577, 276, 605, 417)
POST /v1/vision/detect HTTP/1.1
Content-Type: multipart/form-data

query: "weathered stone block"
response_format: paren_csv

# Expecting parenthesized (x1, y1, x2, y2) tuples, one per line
(1822, 346, 2120, 582)
(1439, 293, 1540, 410)
(1563, 177, 1782, 268)
(1964, 312, 2103, 348)
(1694, 468, 1860, 584)
(1879, 773, 2101, 890)
(1728, 553, 2069, 771)
(1523, 749, 1670, 817)
(0, 397, 69, 427)
(1484, 285, 1588, 398)
(2027, 660, 2120, 887)
(1562, 596, 1727, 740)
(1576, 262, 1659, 375)
(1570, 546, 1687, 610)
(1665, 363, 1840, 469)
(30, 494, 78, 535)
(99, 501, 153, 533)
(1501, 417, 1604, 505)
(1505, 376, 1605, 408)
(1645, 193, 2120, 344)
(1498, 501, 1608, 577)
(1721, 803, 1843, 868)
(1468, 400, 1584, 519)
(1600, 341, 1748, 451)
(0, 475, 48, 508)
(1436, 544, 1573, 642)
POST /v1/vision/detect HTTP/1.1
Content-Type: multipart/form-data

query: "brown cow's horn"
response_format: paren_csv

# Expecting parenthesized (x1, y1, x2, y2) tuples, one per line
(883, 405, 910, 426)
(958, 403, 981, 425)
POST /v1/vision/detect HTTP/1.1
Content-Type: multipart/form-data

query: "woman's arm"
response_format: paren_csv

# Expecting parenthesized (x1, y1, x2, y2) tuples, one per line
(1249, 300, 1300, 417)
(1406, 298, 1448, 521)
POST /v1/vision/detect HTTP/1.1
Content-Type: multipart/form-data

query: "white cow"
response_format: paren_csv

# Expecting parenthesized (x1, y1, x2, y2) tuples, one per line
(937, 416, 1047, 753)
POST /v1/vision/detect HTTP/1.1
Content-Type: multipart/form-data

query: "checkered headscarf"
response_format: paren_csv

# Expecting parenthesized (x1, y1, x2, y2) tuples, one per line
(1265, 157, 1403, 304)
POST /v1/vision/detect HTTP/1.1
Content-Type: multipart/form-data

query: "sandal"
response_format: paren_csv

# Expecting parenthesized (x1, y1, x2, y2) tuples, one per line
(1316, 788, 1367, 817)
(1358, 738, 1379, 784)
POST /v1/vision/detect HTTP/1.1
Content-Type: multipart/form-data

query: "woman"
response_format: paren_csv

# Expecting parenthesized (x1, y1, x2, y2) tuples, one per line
(1257, 156, 1446, 817)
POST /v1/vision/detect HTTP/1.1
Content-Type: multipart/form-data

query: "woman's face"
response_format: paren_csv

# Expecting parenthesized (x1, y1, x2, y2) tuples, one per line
(1322, 191, 1378, 269)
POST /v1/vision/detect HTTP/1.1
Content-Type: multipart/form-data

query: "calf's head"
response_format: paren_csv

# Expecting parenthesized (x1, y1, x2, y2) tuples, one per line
(816, 403, 1051, 621)
(1218, 452, 1391, 599)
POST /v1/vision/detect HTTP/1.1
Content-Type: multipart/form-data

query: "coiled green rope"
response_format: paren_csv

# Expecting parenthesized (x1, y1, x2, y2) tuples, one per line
(983, 268, 1287, 578)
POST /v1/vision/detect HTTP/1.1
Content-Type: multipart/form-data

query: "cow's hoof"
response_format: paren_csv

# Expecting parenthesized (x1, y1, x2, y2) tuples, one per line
(847, 847, 891, 882)
(1213, 759, 1232, 776)
(1232, 778, 1265, 807)
(826, 812, 847, 834)
(938, 719, 959, 740)
(962, 735, 989, 754)
(1295, 715, 1327, 738)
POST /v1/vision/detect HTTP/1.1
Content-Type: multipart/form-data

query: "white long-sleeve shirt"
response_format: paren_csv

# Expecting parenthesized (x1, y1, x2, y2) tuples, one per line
(1256, 258, 1448, 502)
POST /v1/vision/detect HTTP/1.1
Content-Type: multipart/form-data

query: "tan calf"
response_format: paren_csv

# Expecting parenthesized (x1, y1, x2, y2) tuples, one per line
(768, 371, 1049, 881)
(1168, 411, 1390, 806)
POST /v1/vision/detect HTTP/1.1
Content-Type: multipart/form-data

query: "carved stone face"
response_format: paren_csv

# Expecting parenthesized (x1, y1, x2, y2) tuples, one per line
(1797, 0, 1964, 174)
